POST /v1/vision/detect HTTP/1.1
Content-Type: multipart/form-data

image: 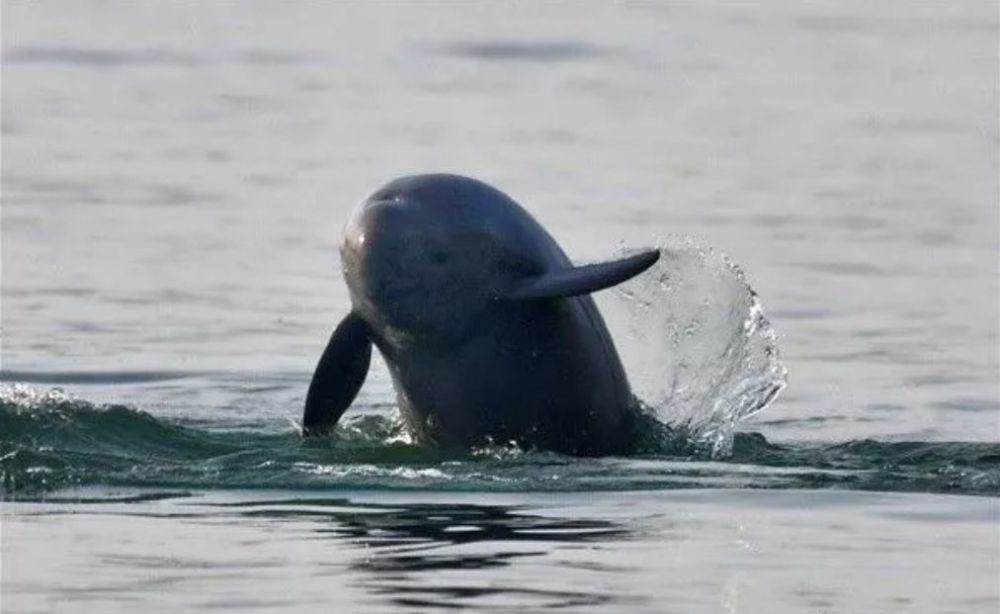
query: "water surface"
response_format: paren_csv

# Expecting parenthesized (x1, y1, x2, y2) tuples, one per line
(2, 1, 998, 612)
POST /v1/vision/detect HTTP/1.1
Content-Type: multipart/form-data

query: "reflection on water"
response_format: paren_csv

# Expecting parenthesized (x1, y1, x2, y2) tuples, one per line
(210, 497, 631, 610)
(8, 490, 996, 613)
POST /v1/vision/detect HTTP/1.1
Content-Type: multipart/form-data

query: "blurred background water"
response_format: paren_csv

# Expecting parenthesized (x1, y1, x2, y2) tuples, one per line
(2, 1, 998, 613)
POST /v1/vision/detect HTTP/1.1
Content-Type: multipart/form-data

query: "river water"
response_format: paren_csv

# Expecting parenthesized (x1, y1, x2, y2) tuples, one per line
(2, 2, 998, 613)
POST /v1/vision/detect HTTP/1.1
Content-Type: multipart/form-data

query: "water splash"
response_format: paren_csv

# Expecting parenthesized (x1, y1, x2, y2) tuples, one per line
(598, 238, 788, 456)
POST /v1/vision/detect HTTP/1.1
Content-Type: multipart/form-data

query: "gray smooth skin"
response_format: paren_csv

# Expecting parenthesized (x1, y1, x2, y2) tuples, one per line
(303, 174, 659, 456)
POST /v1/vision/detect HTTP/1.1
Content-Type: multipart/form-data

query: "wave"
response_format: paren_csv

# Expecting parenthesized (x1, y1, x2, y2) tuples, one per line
(2, 385, 997, 497)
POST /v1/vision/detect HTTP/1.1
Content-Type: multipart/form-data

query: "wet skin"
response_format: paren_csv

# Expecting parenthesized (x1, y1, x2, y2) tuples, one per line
(304, 174, 659, 456)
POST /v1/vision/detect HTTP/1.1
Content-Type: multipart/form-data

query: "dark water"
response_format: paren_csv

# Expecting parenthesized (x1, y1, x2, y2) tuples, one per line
(3, 1, 999, 612)
(2, 384, 998, 497)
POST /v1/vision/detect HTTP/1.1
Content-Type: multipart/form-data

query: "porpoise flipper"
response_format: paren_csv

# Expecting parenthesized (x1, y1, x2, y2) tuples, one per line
(503, 249, 660, 300)
(302, 311, 372, 435)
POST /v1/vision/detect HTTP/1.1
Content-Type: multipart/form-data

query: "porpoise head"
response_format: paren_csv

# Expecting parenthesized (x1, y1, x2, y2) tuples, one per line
(340, 175, 554, 344)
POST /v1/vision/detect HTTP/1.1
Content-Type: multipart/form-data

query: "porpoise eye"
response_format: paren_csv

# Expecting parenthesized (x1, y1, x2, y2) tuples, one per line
(429, 250, 449, 265)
